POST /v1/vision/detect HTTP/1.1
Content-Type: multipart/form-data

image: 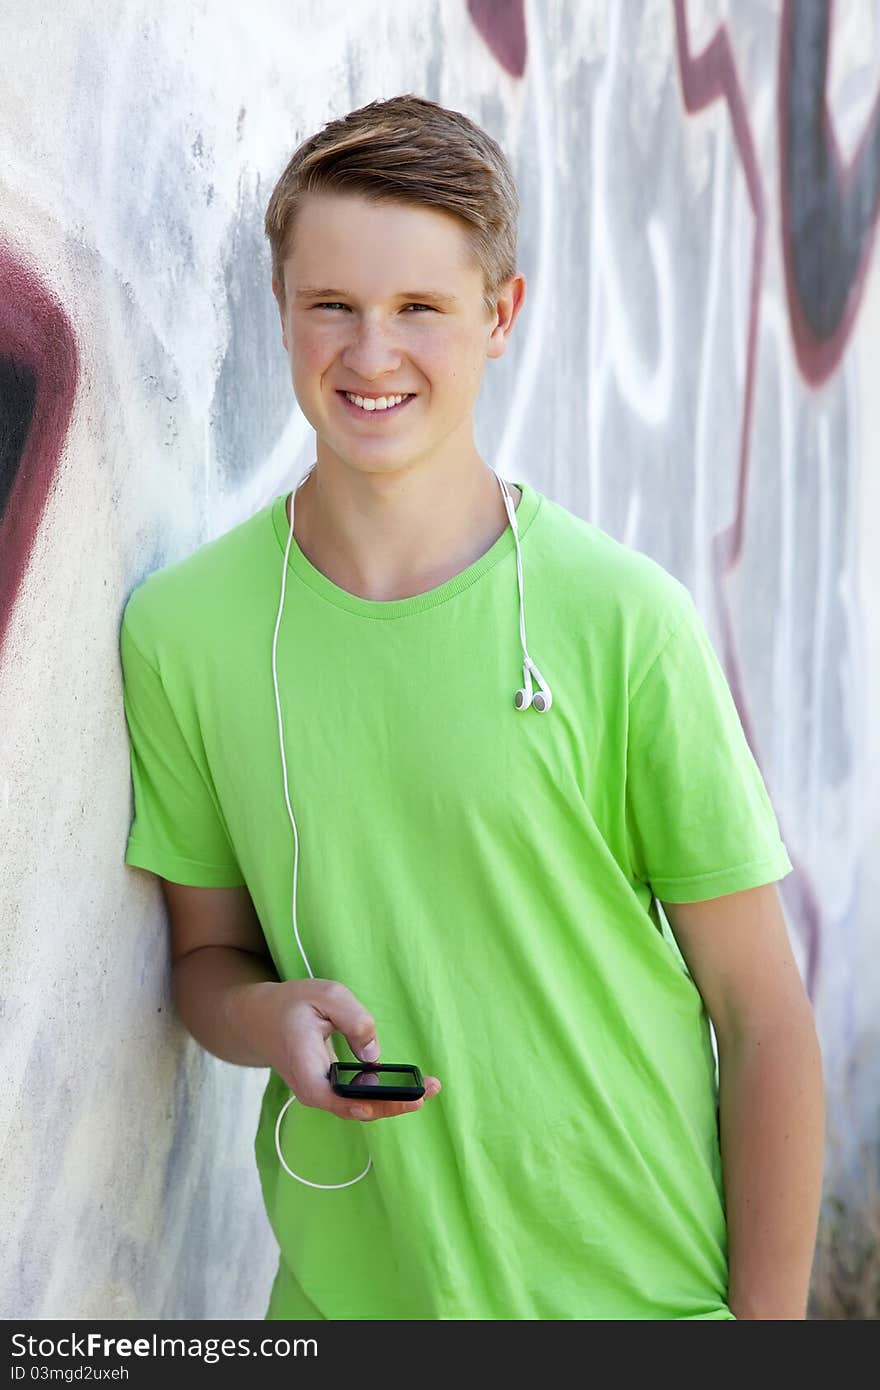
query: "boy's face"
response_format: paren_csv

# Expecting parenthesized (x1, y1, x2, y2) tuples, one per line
(273, 192, 524, 479)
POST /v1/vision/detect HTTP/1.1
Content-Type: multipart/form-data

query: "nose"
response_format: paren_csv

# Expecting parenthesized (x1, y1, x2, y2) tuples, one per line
(340, 313, 404, 380)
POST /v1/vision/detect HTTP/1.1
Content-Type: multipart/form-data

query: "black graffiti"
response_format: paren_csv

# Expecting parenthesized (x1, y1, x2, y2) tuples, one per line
(0, 355, 36, 524)
(781, 0, 880, 345)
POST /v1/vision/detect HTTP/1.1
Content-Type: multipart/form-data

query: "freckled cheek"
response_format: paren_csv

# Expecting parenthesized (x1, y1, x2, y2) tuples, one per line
(422, 337, 473, 384)
(436, 354, 482, 402)
(442, 330, 484, 377)
(291, 335, 334, 374)
(288, 343, 338, 404)
(289, 329, 475, 394)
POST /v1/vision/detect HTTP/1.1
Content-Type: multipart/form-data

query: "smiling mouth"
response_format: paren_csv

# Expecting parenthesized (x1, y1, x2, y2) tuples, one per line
(337, 390, 416, 417)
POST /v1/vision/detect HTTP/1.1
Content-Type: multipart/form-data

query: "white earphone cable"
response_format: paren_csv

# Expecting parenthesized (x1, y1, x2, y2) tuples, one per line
(271, 463, 373, 1189)
(496, 474, 552, 713)
(271, 465, 551, 1188)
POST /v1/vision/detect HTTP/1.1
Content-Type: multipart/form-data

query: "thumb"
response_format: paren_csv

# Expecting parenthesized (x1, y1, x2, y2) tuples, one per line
(312, 980, 381, 1064)
(350, 1033, 381, 1064)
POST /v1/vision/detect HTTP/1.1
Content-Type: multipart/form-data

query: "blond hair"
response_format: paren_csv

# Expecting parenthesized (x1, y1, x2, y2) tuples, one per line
(264, 94, 519, 319)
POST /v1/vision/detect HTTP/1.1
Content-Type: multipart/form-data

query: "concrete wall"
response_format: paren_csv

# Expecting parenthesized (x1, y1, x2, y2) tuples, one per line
(1, 0, 877, 1318)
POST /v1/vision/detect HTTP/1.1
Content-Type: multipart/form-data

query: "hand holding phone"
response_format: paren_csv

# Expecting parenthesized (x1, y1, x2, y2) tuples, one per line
(260, 976, 440, 1122)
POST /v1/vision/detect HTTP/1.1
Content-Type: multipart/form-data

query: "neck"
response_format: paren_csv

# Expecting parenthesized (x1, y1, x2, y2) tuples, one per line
(287, 454, 521, 602)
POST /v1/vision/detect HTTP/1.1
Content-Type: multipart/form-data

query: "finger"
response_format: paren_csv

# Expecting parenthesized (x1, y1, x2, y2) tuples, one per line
(286, 1013, 359, 1115)
(350, 1097, 425, 1121)
(350, 1080, 442, 1122)
(308, 979, 380, 1064)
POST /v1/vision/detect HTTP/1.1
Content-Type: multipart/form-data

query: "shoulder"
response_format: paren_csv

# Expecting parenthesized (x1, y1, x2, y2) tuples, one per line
(530, 490, 694, 674)
(121, 497, 276, 663)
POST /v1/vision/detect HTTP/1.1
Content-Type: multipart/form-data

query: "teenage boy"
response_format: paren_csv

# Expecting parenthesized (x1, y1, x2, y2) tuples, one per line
(120, 95, 824, 1320)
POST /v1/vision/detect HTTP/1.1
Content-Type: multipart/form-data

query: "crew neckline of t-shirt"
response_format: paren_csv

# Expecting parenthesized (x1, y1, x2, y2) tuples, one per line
(270, 478, 542, 619)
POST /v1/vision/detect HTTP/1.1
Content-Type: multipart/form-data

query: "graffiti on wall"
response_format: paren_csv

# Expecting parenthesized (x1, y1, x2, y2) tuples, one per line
(0, 252, 78, 656)
(2, 0, 876, 1058)
(780, 0, 880, 384)
(471, 0, 877, 1030)
(1, 0, 878, 1321)
(672, 0, 878, 1016)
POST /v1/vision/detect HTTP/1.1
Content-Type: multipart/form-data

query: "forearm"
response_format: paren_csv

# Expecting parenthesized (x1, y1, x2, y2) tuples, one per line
(171, 945, 281, 1068)
(717, 1011, 825, 1319)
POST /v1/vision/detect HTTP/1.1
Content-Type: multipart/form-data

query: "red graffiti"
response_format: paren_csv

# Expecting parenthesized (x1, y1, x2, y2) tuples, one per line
(0, 247, 79, 657)
(466, 0, 526, 78)
(673, 0, 822, 996)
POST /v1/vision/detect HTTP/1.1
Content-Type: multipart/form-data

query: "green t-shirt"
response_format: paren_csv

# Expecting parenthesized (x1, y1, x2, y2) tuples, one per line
(120, 477, 792, 1320)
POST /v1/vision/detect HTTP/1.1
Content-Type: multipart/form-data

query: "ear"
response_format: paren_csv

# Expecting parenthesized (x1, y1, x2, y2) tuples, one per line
(486, 274, 526, 360)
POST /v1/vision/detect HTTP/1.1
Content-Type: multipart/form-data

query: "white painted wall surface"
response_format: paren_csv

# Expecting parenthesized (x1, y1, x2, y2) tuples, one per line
(1, 0, 877, 1317)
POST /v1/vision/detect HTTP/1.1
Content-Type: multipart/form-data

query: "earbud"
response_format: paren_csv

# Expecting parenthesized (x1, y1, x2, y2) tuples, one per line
(514, 656, 552, 713)
(514, 659, 534, 711)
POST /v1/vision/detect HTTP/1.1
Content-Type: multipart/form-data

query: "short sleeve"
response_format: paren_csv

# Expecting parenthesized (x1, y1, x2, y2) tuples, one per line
(625, 592, 793, 903)
(119, 598, 246, 887)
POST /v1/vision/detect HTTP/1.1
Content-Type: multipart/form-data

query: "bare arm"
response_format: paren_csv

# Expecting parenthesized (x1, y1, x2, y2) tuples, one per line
(160, 879, 441, 1121)
(172, 946, 282, 1068)
(661, 882, 825, 1320)
(161, 881, 281, 1066)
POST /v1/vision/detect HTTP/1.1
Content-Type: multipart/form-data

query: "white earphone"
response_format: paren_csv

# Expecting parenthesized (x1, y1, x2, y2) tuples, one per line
(270, 464, 553, 1188)
(496, 476, 552, 713)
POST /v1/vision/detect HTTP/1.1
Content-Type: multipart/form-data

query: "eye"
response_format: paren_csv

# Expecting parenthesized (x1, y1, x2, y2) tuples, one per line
(312, 302, 436, 313)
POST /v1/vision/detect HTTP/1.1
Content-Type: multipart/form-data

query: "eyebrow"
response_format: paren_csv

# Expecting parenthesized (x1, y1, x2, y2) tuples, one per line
(294, 287, 460, 308)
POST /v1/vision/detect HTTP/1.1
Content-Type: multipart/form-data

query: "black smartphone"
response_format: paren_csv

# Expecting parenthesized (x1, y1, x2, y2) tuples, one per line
(329, 1061, 425, 1101)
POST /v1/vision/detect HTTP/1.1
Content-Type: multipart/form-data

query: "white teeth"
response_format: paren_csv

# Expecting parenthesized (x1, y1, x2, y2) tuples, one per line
(344, 392, 408, 412)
